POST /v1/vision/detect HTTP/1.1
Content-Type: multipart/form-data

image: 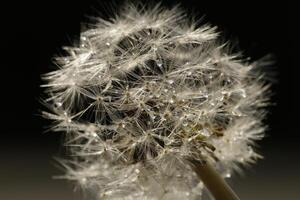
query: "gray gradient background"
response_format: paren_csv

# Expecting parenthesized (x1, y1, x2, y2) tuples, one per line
(1, 0, 296, 199)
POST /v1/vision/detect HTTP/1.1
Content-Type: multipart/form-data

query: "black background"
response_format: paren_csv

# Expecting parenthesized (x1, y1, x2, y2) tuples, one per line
(1, 0, 295, 200)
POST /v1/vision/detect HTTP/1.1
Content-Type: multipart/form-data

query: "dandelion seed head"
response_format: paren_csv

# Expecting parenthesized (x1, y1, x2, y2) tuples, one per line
(42, 3, 270, 199)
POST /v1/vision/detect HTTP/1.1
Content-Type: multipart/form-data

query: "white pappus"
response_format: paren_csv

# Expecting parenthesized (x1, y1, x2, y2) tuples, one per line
(42, 3, 271, 200)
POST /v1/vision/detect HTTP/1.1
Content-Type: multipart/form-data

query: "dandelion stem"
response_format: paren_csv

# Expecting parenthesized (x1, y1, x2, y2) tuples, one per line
(190, 160, 240, 200)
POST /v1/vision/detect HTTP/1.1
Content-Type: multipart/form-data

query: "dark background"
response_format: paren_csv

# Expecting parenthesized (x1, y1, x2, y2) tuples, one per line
(1, 0, 295, 199)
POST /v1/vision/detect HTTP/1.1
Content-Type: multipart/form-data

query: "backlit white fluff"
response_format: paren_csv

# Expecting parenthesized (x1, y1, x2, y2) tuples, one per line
(42, 3, 270, 199)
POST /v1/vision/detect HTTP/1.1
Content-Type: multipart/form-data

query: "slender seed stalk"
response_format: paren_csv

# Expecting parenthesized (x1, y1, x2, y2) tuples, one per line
(190, 160, 240, 200)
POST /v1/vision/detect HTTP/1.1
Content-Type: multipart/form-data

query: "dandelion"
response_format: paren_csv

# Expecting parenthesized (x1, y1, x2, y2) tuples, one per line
(42, 3, 270, 200)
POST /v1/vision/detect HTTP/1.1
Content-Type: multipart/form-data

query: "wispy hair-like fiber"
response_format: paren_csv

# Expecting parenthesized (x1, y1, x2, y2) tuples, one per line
(42, 3, 270, 199)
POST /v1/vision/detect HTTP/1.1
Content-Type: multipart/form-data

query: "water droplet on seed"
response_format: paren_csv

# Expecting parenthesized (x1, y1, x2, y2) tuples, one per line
(157, 62, 162, 67)
(225, 173, 231, 178)
(167, 79, 174, 84)
(90, 132, 97, 137)
(183, 121, 188, 127)
(55, 102, 62, 107)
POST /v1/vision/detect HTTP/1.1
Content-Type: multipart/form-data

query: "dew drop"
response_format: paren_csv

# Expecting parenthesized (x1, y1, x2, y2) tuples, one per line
(225, 173, 231, 178)
(55, 102, 62, 107)
(219, 95, 225, 101)
(64, 58, 70, 64)
(90, 132, 98, 137)
(157, 61, 163, 67)
(226, 78, 232, 83)
(105, 42, 111, 46)
(81, 36, 87, 41)
(238, 89, 247, 98)
(131, 143, 136, 148)
(167, 79, 174, 85)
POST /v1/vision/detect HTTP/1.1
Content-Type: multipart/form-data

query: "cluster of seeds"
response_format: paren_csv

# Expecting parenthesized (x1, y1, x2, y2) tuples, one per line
(42, 4, 269, 199)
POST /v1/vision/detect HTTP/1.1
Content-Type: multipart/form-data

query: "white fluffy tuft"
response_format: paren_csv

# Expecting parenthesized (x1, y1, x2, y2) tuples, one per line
(42, 3, 270, 199)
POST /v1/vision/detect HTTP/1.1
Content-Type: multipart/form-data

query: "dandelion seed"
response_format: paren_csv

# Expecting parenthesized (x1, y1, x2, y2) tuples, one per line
(42, 3, 271, 200)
